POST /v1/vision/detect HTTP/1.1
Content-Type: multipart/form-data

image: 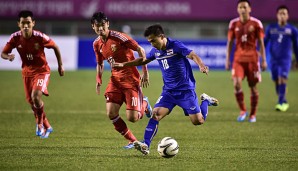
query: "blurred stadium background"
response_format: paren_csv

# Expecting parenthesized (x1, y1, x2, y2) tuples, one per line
(1, 1, 298, 170)
(1, 0, 298, 71)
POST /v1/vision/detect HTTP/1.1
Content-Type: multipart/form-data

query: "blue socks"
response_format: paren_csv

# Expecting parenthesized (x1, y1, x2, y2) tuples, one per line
(200, 100, 209, 120)
(278, 83, 286, 104)
(144, 118, 159, 148)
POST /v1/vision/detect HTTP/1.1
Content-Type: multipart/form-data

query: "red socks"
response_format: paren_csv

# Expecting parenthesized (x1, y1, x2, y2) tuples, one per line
(235, 91, 246, 112)
(32, 105, 51, 129)
(235, 90, 259, 116)
(250, 91, 259, 116)
(111, 115, 136, 142)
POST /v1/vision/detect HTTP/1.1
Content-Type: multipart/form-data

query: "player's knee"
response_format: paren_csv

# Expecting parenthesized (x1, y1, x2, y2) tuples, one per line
(127, 116, 138, 123)
(151, 111, 162, 121)
(31, 96, 41, 106)
(31, 91, 43, 107)
(125, 111, 139, 123)
(234, 84, 241, 91)
(192, 119, 204, 126)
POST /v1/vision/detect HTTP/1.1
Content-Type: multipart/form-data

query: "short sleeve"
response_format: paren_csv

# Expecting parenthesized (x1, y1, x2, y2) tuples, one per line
(256, 20, 265, 39)
(93, 41, 104, 64)
(173, 41, 192, 57)
(43, 33, 56, 48)
(147, 48, 156, 61)
(227, 20, 235, 41)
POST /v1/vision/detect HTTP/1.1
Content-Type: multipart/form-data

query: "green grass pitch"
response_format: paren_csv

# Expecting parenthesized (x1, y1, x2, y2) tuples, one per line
(0, 70, 297, 170)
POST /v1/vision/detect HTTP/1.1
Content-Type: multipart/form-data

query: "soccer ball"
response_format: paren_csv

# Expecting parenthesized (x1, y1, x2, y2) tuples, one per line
(157, 137, 179, 158)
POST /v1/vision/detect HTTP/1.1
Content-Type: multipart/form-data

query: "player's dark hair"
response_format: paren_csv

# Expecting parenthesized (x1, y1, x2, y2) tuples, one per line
(276, 5, 289, 13)
(91, 11, 108, 24)
(18, 10, 34, 21)
(237, 0, 251, 6)
(144, 24, 165, 37)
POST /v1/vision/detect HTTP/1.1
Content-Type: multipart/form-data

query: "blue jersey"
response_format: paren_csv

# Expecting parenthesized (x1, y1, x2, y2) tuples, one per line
(147, 38, 195, 90)
(265, 23, 298, 63)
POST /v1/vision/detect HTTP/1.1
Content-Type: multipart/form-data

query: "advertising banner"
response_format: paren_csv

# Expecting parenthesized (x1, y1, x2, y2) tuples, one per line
(0, 0, 297, 21)
(78, 39, 227, 70)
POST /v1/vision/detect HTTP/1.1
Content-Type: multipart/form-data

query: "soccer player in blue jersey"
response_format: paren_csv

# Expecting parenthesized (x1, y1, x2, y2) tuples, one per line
(264, 5, 298, 112)
(113, 24, 218, 155)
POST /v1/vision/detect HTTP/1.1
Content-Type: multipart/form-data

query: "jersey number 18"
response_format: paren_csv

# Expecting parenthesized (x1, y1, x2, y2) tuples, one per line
(161, 59, 169, 70)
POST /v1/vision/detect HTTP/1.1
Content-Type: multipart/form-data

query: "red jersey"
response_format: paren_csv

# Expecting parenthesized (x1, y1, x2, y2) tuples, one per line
(93, 30, 141, 88)
(228, 17, 264, 63)
(2, 30, 55, 77)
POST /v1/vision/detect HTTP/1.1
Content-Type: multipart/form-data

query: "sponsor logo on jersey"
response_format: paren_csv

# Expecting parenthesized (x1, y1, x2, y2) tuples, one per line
(190, 106, 196, 110)
(111, 44, 117, 52)
(34, 43, 40, 50)
(166, 49, 173, 55)
(285, 28, 292, 34)
(248, 25, 255, 32)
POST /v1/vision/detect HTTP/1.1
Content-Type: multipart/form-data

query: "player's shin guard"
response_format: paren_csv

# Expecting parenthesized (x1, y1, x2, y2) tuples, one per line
(278, 83, 286, 104)
(235, 90, 246, 112)
(144, 118, 159, 148)
(112, 115, 136, 142)
(200, 100, 209, 120)
(250, 90, 259, 116)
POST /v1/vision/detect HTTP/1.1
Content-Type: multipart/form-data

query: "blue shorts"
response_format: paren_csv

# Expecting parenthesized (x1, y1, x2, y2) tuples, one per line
(270, 61, 291, 80)
(154, 89, 201, 116)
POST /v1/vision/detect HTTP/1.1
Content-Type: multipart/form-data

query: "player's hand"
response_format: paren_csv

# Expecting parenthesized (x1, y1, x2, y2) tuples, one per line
(112, 62, 124, 68)
(96, 83, 101, 95)
(261, 61, 267, 71)
(8, 54, 15, 62)
(225, 61, 230, 70)
(141, 73, 150, 88)
(58, 65, 64, 76)
(200, 65, 209, 75)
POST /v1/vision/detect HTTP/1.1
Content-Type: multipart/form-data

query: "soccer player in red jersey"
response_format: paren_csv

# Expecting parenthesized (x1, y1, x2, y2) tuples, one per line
(90, 12, 152, 148)
(225, 0, 267, 123)
(1, 10, 64, 138)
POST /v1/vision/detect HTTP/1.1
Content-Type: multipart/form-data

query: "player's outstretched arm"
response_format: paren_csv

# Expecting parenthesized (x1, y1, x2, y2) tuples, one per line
(52, 44, 64, 76)
(113, 57, 151, 68)
(136, 46, 150, 88)
(1, 52, 15, 62)
(187, 51, 209, 75)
